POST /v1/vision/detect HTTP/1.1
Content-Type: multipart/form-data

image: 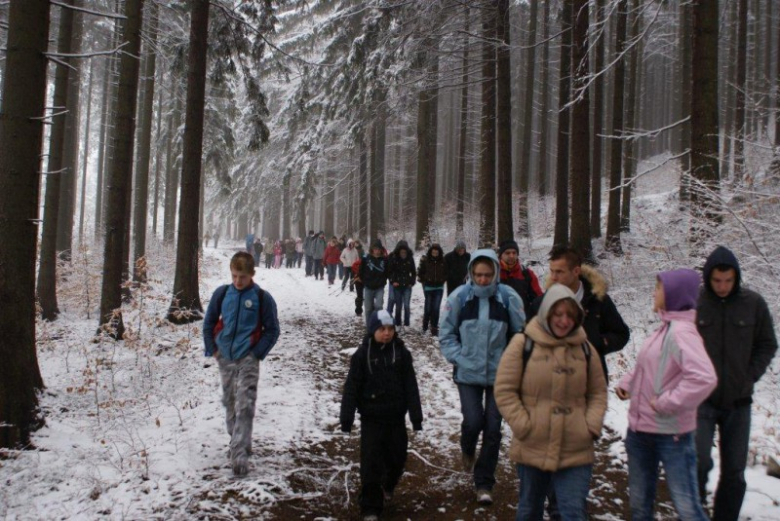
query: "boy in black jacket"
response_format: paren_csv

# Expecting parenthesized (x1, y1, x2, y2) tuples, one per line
(340, 310, 423, 521)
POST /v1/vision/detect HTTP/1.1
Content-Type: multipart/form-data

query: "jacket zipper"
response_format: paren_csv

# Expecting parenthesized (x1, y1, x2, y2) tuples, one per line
(229, 287, 249, 359)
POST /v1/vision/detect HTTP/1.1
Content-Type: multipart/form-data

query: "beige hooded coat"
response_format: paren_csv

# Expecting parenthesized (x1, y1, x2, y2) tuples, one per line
(495, 284, 608, 472)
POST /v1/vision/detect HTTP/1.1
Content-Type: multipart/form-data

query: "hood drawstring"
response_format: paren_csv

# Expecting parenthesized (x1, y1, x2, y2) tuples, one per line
(366, 338, 397, 375)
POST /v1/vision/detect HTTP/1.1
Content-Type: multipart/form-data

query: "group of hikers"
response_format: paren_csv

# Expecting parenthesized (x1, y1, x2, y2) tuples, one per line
(203, 239, 777, 521)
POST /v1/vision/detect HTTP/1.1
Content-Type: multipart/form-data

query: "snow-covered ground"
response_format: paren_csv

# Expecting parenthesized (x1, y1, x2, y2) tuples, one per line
(2, 158, 780, 520)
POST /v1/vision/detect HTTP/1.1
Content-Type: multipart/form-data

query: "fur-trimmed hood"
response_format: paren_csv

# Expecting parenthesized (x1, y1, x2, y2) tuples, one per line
(543, 264, 608, 301)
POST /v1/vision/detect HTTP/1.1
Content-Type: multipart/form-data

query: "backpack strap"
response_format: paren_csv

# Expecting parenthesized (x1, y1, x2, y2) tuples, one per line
(581, 341, 591, 373)
(521, 336, 534, 376)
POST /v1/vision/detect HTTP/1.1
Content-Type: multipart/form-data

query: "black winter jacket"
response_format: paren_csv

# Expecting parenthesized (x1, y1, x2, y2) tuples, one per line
(340, 336, 423, 430)
(417, 245, 447, 287)
(444, 249, 471, 295)
(388, 241, 416, 288)
(359, 253, 388, 290)
(697, 246, 778, 408)
(528, 265, 630, 381)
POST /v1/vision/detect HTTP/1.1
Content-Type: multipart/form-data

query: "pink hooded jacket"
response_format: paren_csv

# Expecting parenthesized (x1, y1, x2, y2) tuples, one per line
(618, 270, 717, 435)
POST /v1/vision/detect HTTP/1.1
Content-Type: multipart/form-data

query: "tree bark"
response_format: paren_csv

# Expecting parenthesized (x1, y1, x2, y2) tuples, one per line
(679, 1, 692, 199)
(151, 67, 165, 237)
(479, 5, 497, 246)
(414, 50, 438, 248)
(517, 0, 538, 238)
(78, 58, 95, 245)
(620, 0, 641, 233)
(163, 84, 182, 245)
(689, 0, 720, 238)
(537, 0, 552, 198)
(131, 2, 158, 283)
(496, 0, 513, 244)
(56, 1, 83, 261)
(98, 0, 145, 337)
(37, 0, 76, 321)
(605, 0, 627, 253)
(369, 89, 386, 239)
(732, 0, 748, 181)
(590, 0, 605, 238)
(0, 0, 50, 449)
(568, 0, 592, 259)
(167, 0, 211, 323)
(554, 0, 573, 247)
(455, 9, 469, 236)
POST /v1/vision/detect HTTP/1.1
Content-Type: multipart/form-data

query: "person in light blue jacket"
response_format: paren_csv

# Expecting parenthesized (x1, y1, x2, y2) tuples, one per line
(439, 248, 525, 505)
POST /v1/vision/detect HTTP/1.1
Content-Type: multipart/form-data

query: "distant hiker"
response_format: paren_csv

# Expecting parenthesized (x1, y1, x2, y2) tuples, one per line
(303, 230, 315, 276)
(312, 231, 327, 280)
(340, 239, 359, 292)
(439, 249, 525, 505)
(202, 251, 280, 477)
(203, 232, 211, 249)
(251, 236, 263, 266)
(213, 230, 221, 249)
(387, 240, 416, 328)
(444, 240, 471, 296)
(695, 246, 778, 521)
(616, 269, 716, 521)
(340, 310, 423, 521)
(417, 243, 447, 336)
(498, 239, 543, 314)
(528, 245, 630, 382)
(324, 236, 342, 285)
(359, 239, 389, 328)
(352, 240, 365, 315)
(495, 284, 606, 520)
(285, 238, 296, 268)
(273, 240, 282, 269)
(245, 232, 255, 254)
(264, 239, 273, 269)
(295, 237, 304, 268)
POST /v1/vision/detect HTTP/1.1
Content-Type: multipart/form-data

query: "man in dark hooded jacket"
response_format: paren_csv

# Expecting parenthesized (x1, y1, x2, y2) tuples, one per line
(695, 246, 777, 521)
(444, 240, 471, 296)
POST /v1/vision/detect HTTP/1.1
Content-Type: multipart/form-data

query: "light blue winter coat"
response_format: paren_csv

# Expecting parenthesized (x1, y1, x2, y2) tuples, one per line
(439, 249, 526, 386)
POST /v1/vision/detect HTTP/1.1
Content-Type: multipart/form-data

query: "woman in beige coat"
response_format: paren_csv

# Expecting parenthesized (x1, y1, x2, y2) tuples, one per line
(495, 284, 607, 521)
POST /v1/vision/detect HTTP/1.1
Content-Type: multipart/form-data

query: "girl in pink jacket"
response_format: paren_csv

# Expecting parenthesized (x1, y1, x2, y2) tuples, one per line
(616, 269, 716, 521)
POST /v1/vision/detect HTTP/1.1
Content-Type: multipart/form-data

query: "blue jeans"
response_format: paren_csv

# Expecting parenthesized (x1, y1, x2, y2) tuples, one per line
(392, 286, 411, 326)
(364, 287, 384, 327)
(696, 402, 751, 521)
(338, 262, 344, 279)
(386, 282, 396, 315)
(626, 429, 709, 521)
(457, 384, 502, 490)
(326, 263, 337, 283)
(423, 288, 443, 330)
(515, 464, 592, 521)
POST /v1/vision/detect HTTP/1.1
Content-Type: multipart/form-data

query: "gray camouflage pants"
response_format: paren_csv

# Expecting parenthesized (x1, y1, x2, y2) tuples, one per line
(218, 354, 260, 467)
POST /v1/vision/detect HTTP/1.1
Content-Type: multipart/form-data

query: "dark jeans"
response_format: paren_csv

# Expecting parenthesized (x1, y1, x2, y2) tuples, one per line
(313, 258, 324, 279)
(515, 464, 592, 521)
(423, 288, 444, 330)
(696, 402, 751, 521)
(364, 287, 384, 327)
(326, 263, 337, 283)
(305, 254, 313, 275)
(359, 421, 408, 517)
(355, 282, 364, 315)
(296, 252, 303, 268)
(386, 282, 396, 315)
(392, 286, 412, 326)
(457, 384, 502, 491)
(338, 262, 344, 279)
(627, 429, 709, 521)
(341, 269, 354, 291)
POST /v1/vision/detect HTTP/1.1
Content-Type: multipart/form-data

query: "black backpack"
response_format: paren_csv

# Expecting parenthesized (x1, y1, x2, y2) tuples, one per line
(521, 336, 591, 376)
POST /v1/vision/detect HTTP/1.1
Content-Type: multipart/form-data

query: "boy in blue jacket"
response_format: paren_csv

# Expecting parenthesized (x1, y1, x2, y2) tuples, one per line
(203, 252, 280, 476)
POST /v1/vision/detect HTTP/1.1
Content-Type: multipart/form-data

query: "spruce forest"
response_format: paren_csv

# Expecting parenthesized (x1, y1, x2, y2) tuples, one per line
(1, 1, 779, 519)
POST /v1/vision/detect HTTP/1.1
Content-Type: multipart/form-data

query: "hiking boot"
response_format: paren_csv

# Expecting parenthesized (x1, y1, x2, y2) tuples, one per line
(461, 451, 476, 473)
(382, 486, 394, 504)
(430, 327, 439, 337)
(232, 459, 248, 477)
(476, 489, 493, 505)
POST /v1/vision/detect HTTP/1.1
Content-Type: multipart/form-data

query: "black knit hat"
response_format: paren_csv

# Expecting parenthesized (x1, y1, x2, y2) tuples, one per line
(499, 240, 520, 256)
(370, 239, 384, 251)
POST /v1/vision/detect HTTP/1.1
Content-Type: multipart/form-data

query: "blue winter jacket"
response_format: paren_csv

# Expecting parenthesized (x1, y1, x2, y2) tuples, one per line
(439, 249, 526, 386)
(202, 282, 280, 361)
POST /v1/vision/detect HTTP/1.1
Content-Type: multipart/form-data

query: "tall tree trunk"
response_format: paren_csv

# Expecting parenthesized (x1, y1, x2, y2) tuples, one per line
(689, 0, 720, 238)
(358, 134, 368, 239)
(554, 0, 573, 247)
(620, 0, 641, 233)
(517, 0, 538, 238)
(0, 0, 50, 449)
(323, 168, 334, 236)
(569, 0, 592, 259)
(479, 6, 497, 246)
(282, 173, 291, 239)
(93, 46, 113, 240)
(151, 67, 165, 237)
(37, 0, 76, 321)
(605, 0, 627, 253)
(56, 1, 83, 261)
(132, 2, 158, 282)
(415, 50, 438, 248)
(167, 0, 210, 322)
(369, 89, 386, 239)
(163, 84, 182, 245)
(98, 0, 145, 337)
(679, 0, 692, 200)
(590, 0, 605, 238)
(78, 57, 95, 245)
(537, 0, 552, 198)
(455, 9, 469, 236)
(496, 0, 513, 244)
(732, 0, 748, 181)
